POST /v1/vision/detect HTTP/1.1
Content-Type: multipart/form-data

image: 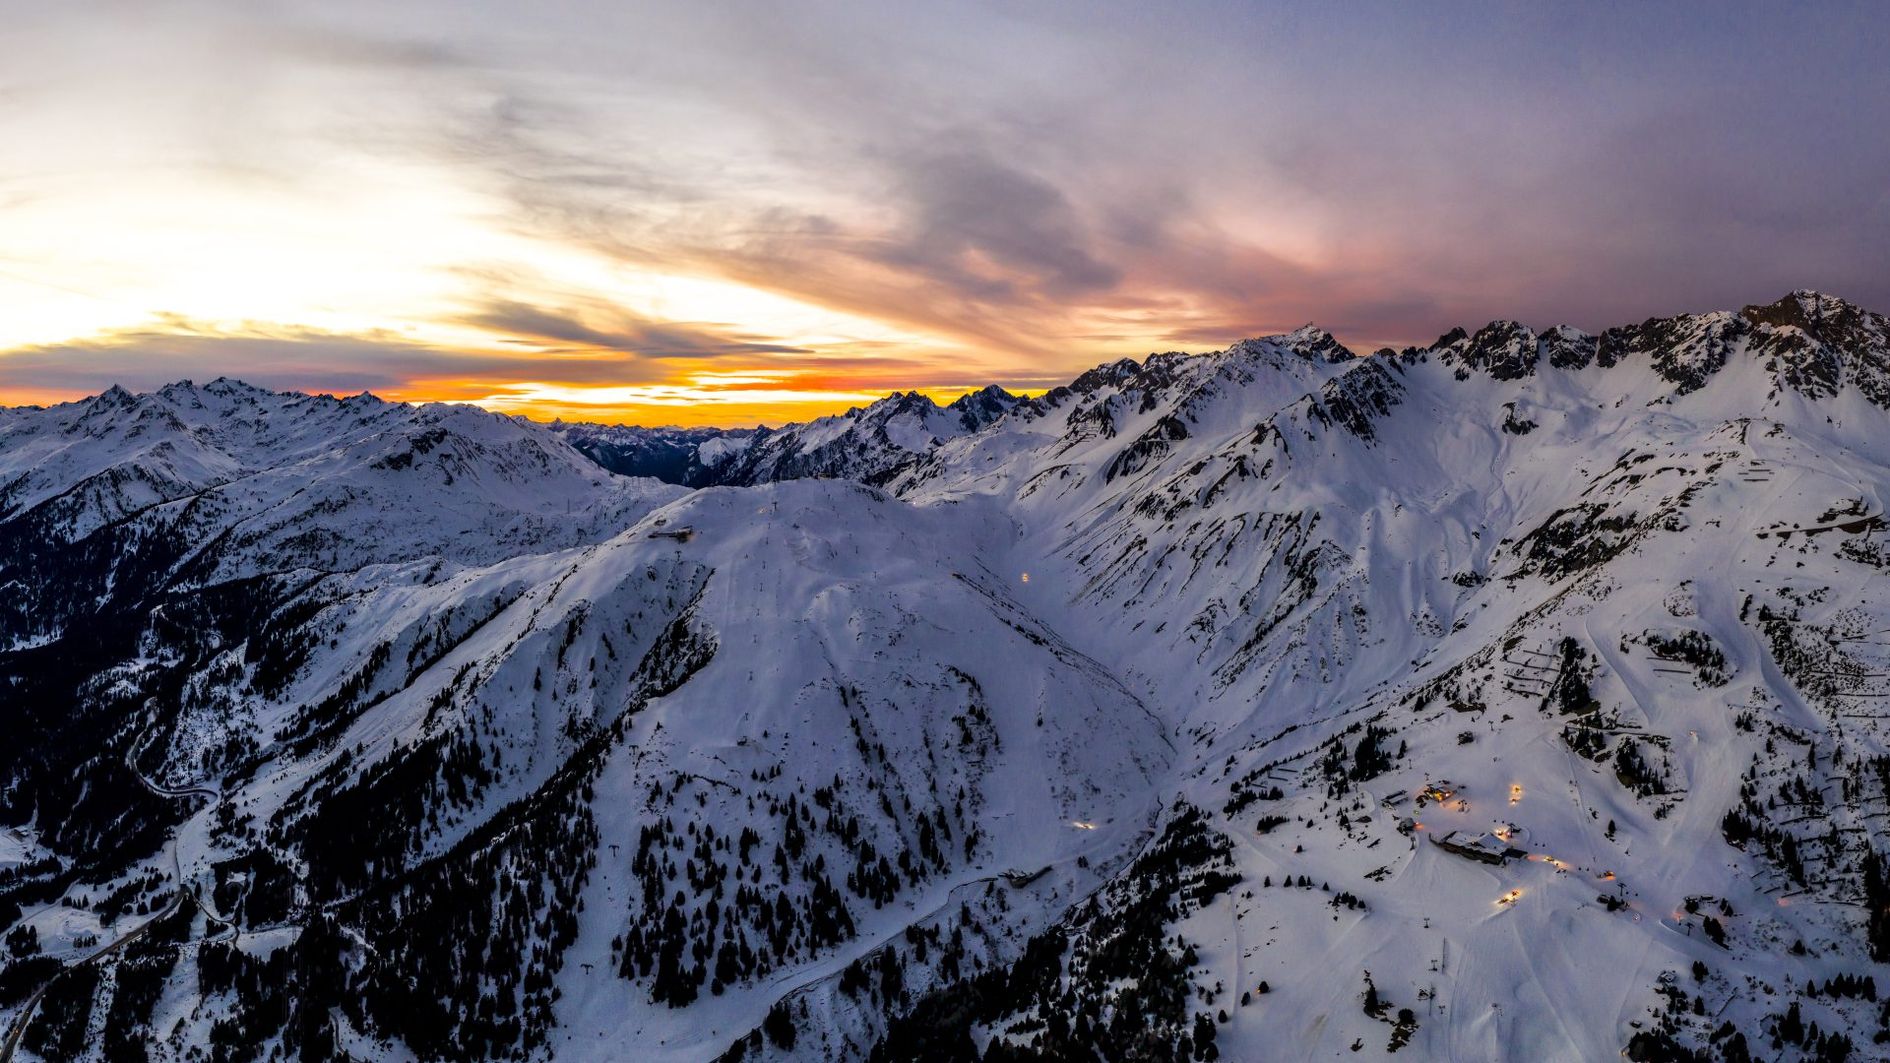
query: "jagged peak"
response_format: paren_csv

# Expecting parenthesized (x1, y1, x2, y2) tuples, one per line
(1594, 308, 1763, 394)
(1476, 318, 1533, 337)
(202, 376, 277, 398)
(1421, 320, 1605, 377)
(842, 389, 941, 420)
(948, 383, 1017, 405)
(132, 377, 283, 403)
(946, 384, 1020, 430)
(1538, 324, 1598, 370)
(1757, 288, 1851, 312)
(1261, 324, 1355, 363)
(1429, 326, 1470, 350)
(1434, 320, 1539, 381)
(1064, 357, 1144, 397)
(1741, 290, 1873, 333)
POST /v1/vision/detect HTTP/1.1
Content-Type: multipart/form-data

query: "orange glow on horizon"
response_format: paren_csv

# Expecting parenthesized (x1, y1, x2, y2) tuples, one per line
(0, 303, 1059, 426)
(465, 385, 1037, 429)
(0, 375, 1043, 429)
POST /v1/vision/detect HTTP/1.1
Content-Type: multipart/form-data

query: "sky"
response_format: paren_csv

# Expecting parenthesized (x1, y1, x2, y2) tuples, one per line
(2, 1, 1888, 426)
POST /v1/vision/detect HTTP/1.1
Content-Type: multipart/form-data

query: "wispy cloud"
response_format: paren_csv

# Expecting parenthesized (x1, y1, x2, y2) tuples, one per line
(457, 297, 812, 359)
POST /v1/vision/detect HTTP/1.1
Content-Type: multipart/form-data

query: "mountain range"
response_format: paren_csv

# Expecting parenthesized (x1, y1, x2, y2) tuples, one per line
(5, 290, 1890, 1061)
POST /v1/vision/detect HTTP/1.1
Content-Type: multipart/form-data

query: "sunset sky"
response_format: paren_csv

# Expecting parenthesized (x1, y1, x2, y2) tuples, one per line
(4, 1, 1889, 425)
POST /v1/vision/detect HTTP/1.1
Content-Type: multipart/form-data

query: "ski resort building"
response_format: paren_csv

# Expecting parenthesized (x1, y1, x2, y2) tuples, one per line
(1432, 831, 1527, 867)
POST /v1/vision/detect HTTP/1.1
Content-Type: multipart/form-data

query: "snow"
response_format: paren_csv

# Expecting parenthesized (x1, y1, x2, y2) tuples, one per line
(695, 433, 753, 467)
(9, 294, 1890, 1059)
(0, 828, 29, 871)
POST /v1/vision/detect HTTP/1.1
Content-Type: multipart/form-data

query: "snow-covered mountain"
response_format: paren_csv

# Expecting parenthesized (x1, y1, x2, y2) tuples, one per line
(545, 423, 753, 487)
(689, 386, 1022, 489)
(539, 386, 1021, 491)
(6, 292, 1890, 1061)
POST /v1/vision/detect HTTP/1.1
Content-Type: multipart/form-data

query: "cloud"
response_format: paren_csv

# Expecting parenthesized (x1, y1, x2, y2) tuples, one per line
(0, 324, 506, 397)
(458, 298, 812, 359)
(864, 141, 1122, 302)
(0, 314, 1007, 424)
(347, 13, 1492, 359)
(0, 312, 743, 397)
(7, 0, 1890, 419)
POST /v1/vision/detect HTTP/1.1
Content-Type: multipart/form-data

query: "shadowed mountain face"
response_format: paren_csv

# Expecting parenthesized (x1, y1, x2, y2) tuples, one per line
(547, 423, 749, 486)
(6, 293, 1890, 1060)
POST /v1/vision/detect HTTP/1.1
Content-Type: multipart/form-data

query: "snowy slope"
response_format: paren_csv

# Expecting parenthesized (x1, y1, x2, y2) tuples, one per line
(696, 387, 1021, 489)
(0, 379, 683, 649)
(6, 293, 1890, 1061)
(879, 292, 1890, 1061)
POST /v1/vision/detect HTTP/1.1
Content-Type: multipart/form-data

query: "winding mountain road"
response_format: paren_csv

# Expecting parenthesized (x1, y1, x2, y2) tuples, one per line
(0, 732, 226, 1063)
